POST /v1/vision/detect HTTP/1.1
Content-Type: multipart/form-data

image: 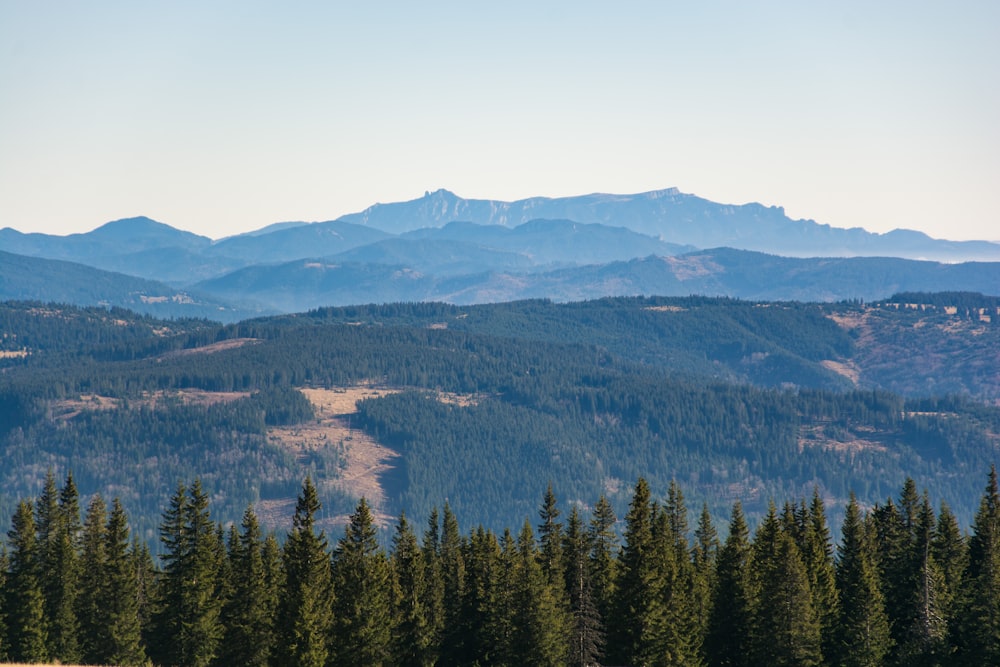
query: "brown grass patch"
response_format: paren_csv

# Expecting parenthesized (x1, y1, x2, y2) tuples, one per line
(820, 359, 860, 384)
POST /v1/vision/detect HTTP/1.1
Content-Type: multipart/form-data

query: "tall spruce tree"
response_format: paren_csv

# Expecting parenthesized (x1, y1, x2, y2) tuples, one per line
(420, 507, 446, 665)
(755, 531, 822, 667)
(150, 480, 225, 667)
(834, 494, 892, 667)
(706, 501, 753, 667)
(952, 466, 1000, 664)
(654, 481, 702, 666)
(563, 505, 604, 667)
(277, 477, 333, 667)
(332, 496, 394, 666)
(5, 499, 48, 663)
(587, 493, 618, 636)
(461, 525, 503, 665)
(609, 478, 662, 666)
(220, 505, 278, 667)
(512, 519, 571, 666)
(101, 498, 146, 666)
(36, 470, 81, 663)
(392, 512, 436, 667)
(803, 489, 839, 665)
(438, 502, 467, 667)
(77, 494, 108, 664)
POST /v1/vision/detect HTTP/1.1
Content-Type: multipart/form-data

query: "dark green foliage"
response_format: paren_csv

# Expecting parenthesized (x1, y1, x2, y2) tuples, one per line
(331, 497, 394, 666)
(564, 506, 604, 667)
(5, 472, 1000, 665)
(834, 494, 892, 667)
(220, 506, 279, 667)
(101, 499, 147, 666)
(392, 513, 436, 666)
(609, 478, 661, 666)
(149, 480, 225, 667)
(952, 466, 1000, 664)
(706, 502, 753, 667)
(4, 500, 48, 662)
(277, 477, 333, 667)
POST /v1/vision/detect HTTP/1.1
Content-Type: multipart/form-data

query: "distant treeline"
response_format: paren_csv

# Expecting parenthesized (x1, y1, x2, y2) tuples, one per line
(4, 470, 1000, 666)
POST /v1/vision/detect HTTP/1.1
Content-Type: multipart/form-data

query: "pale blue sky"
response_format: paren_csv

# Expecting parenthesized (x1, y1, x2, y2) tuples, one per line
(2, 1, 998, 240)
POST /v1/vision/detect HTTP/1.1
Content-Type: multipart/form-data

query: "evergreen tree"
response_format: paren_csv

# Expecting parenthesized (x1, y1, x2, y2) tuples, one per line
(101, 498, 147, 666)
(4, 499, 48, 663)
(755, 531, 822, 667)
(896, 493, 948, 666)
(706, 501, 752, 667)
(537, 483, 565, 587)
(220, 505, 278, 667)
(834, 494, 892, 667)
(150, 479, 225, 667)
(564, 505, 603, 667)
(420, 507, 445, 665)
(803, 489, 839, 665)
(461, 525, 503, 665)
(36, 470, 81, 663)
(332, 496, 394, 666)
(77, 493, 108, 664)
(654, 481, 702, 666)
(587, 493, 618, 639)
(609, 478, 662, 666)
(512, 519, 571, 666)
(952, 466, 1000, 664)
(392, 513, 436, 666)
(438, 502, 466, 667)
(931, 500, 966, 647)
(277, 477, 333, 667)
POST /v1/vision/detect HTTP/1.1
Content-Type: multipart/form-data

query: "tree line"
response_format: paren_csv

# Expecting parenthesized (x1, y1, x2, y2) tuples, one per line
(4, 469, 1000, 666)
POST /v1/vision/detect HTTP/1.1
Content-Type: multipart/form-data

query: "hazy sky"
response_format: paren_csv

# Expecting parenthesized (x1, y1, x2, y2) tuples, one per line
(2, 1, 998, 241)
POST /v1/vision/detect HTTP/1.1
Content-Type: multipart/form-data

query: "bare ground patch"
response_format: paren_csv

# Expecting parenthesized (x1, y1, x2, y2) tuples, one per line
(820, 359, 861, 384)
(269, 386, 405, 528)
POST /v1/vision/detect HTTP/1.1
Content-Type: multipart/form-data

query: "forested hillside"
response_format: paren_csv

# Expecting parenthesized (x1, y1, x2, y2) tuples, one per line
(2, 295, 999, 544)
(2, 471, 1000, 665)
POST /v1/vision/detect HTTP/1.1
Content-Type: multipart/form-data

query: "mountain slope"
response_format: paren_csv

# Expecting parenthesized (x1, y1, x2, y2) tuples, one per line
(0, 250, 251, 320)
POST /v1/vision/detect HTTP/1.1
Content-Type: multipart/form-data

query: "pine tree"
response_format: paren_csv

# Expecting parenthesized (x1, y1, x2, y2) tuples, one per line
(587, 493, 618, 638)
(834, 494, 892, 667)
(392, 512, 436, 666)
(438, 502, 467, 667)
(931, 501, 966, 644)
(420, 507, 445, 664)
(654, 481, 702, 666)
(277, 477, 333, 667)
(706, 501, 752, 667)
(952, 466, 1000, 663)
(101, 498, 147, 666)
(150, 480, 225, 667)
(538, 483, 565, 586)
(564, 505, 603, 666)
(802, 489, 838, 665)
(332, 496, 394, 666)
(77, 494, 108, 664)
(4, 500, 48, 663)
(512, 519, 571, 666)
(755, 531, 822, 666)
(461, 525, 503, 665)
(36, 470, 81, 663)
(609, 478, 662, 666)
(896, 493, 948, 666)
(220, 505, 278, 667)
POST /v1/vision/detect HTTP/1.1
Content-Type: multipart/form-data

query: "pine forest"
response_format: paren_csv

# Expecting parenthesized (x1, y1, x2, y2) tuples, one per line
(1, 470, 1000, 666)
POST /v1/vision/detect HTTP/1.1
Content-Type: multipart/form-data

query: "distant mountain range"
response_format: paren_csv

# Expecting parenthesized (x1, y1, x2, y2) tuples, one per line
(2, 188, 998, 320)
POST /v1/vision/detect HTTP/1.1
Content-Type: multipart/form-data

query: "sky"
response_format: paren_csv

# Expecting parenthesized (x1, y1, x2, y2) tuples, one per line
(1, 1, 998, 241)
